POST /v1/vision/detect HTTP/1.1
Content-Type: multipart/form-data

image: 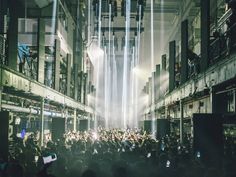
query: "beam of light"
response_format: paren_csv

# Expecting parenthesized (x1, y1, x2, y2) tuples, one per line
(104, 45, 109, 129)
(104, 3, 112, 129)
(122, 0, 131, 129)
(98, 0, 102, 47)
(160, 0, 164, 53)
(95, 0, 102, 131)
(132, 66, 149, 82)
(134, 37, 138, 128)
(151, 0, 156, 138)
(159, 0, 166, 100)
(111, 34, 118, 128)
(135, 4, 142, 128)
(87, 42, 104, 65)
(88, 0, 91, 45)
(130, 47, 135, 127)
(137, 5, 142, 65)
(160, 71, 169, 95)
(92, 132, 98, 140)
(134, 73, 138, 128)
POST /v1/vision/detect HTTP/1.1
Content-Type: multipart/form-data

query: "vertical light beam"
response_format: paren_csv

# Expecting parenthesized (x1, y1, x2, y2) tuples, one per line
(122, 0, 131, 129)
(151, 0, 156, 138)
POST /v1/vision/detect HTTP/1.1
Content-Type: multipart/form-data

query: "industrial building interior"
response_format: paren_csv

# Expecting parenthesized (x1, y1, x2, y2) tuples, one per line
(0, 0, 236, 177)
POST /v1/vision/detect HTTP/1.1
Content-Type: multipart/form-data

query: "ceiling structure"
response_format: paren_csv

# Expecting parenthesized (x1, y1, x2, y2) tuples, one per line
(20, 0, 195, 87)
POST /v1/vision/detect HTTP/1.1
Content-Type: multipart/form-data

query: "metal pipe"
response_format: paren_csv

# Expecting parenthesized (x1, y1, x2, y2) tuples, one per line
(1, 103, 73, 118)
(2, 103, 38, 114)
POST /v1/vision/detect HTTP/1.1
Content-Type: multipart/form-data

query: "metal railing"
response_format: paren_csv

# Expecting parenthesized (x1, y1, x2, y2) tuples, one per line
(209, 10, 236, 65)
(209, 23, 236, 65)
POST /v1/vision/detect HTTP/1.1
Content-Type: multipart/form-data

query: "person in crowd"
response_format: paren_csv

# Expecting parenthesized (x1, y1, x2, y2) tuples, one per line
(1, 128, 235, 177)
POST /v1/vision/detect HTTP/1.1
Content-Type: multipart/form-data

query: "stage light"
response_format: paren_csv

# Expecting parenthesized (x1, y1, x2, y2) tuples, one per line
(92, 132, 98, 140)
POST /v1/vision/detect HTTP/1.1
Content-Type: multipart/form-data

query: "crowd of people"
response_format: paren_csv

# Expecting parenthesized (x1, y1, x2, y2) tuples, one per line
(0, 128, 236, 177)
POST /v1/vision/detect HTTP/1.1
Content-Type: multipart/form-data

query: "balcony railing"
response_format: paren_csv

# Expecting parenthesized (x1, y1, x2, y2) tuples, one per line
(209, 9, 236, 65)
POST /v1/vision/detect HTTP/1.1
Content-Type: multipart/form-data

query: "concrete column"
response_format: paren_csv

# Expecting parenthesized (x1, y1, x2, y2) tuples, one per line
(148, 77, 152, 106)
(37, 18, 45, 83)
(153, 72, 156, 101)
(83, 73, 88, 105)
(7, 4, 18, 71)
(73, 0, 84, 101)
(74, 63, 79, 100)
(234, 90, 236, 113)
(180, 99, 184, 144)
(211, 87, 216, 113)
(79, 72, 83, 103)
(212, 86, 228, 114)
(0, 19, 3, 110)
(0, 0, 7, 34)
(54, 39, 60, 91)
(89, 81, 92, 94)
(161, 54, 167, 71)
(88, 115, 91, 130)
(155, 65, 160, 101)
(73, 109, 77, 131)
(143, 86, 146, 94)
(72, 17, 78, 100)
(145, 82, 149, 95)
(200, 0, 210, 72)
(169, 41, 176, 92)
(161, 55, 167, 98)
(152, 72, 155, 104)
(40, 98, 44, 147)
(66, 54, 72, 96)
(0, 67, 2, 111)
(181, 20, 188, 84)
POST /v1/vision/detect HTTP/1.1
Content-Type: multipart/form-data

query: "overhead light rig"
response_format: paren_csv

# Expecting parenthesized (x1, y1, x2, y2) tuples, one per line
(121, 0, 146, 20)
(93, 0, 118, 21)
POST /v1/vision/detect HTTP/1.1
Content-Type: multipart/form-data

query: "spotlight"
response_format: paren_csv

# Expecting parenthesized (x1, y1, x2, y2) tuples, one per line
(92, 132, 98, 140)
